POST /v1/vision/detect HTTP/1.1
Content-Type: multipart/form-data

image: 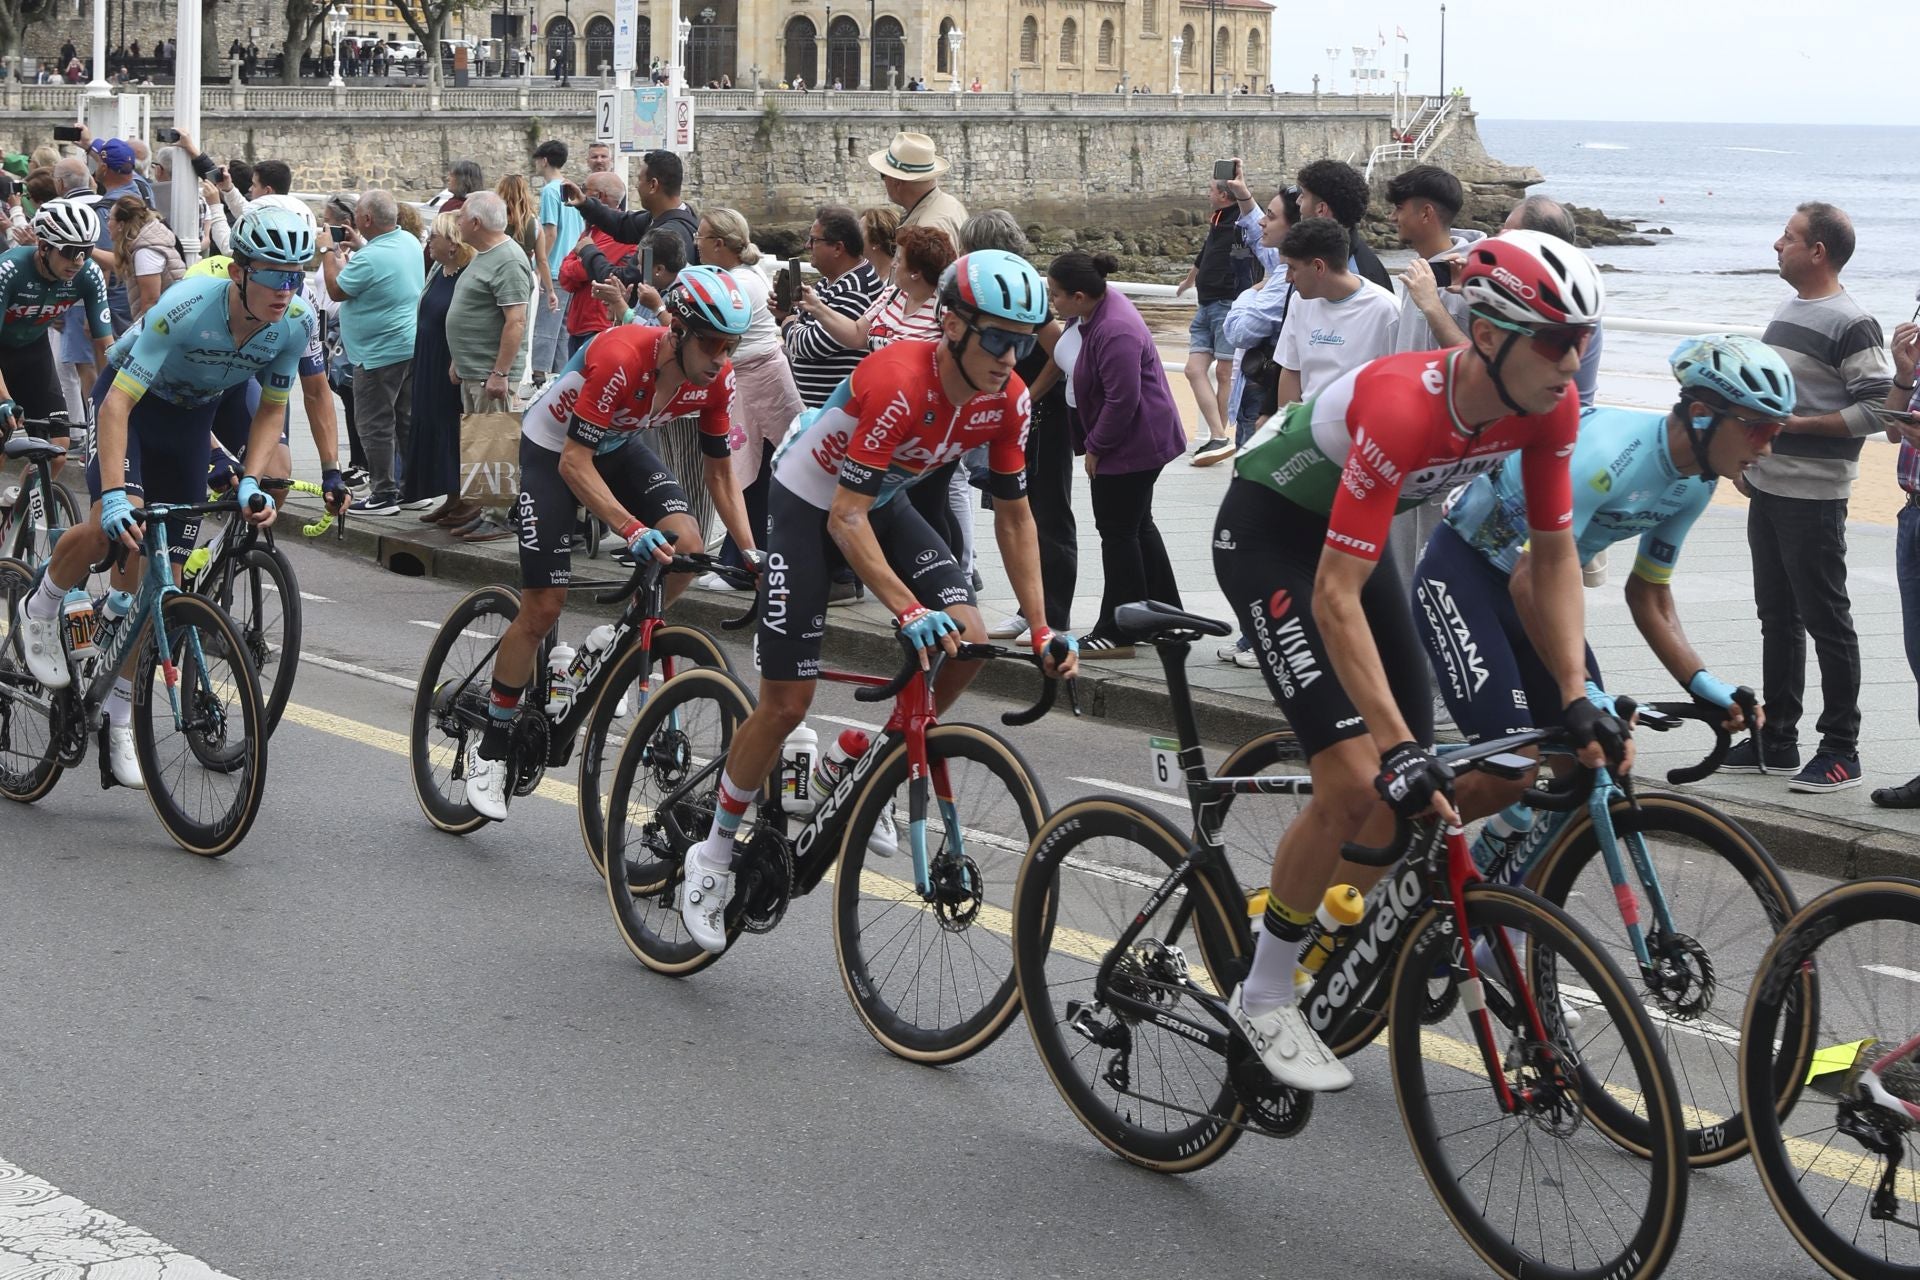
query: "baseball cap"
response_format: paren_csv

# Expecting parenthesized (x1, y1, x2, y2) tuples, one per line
(89, 138, 136, 173)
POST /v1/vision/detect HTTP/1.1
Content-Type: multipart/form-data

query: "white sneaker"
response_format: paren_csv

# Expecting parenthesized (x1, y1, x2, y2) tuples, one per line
(678, 839, 734, 952)
(464, 741, 510, 821)
(1226, 985, 1354, 1092)
(987, 613, 1030, 641)
(695, 571, 737, 593)
(866, 800, 899, 859)
(107, 722, 144, 789)
(13, 595, 69, 689)
(1215, 640, 1241, 662)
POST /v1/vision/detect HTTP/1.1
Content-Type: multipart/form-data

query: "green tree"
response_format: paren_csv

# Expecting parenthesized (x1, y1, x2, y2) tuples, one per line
(0, 0, 59, 64)
(390, 0, 474, 89)
(281, 0, 329, 85)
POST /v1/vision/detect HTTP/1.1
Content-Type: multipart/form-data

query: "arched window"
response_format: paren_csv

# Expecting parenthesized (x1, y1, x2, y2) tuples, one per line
(1059, 17, 1077, 64)
(635, 16, 651, 69)
(872, 15, 905, 88)
(546, 15, 576, 76)
(687, 10, 736, 89)
(1214, 25, 1230, 85)
(1019, 15, 1038, 64)
(584, 16, 613, 76)
(783, 15, 817, 86)
(1246, 27, 1262, 75)
(936, 17, 955, 73)
(1179, 23, 1195, 69)
(1142, 0, 1157, 35)
(826, 14, 860, 88)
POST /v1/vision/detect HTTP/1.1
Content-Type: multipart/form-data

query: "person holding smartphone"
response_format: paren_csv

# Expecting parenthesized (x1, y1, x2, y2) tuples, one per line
(1873, 321, 1920, 807)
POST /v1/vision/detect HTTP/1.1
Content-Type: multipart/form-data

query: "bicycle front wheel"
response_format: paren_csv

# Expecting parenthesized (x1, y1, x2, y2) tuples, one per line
(1012, 796, 1248, 1172)
(1532, 793, 1811, 1167)
(9, 477, 77, 565)
(1392, 883, 1688, 1280)
(0, 556, 63, 803)
(409, 585, 519, 834)
(1743, 878, 1920, 1280)
(209, 543, 301, 737)
(578, 623, 731, 878)
(134, 592, 268, 856)
(831, 722, 1046, 1064)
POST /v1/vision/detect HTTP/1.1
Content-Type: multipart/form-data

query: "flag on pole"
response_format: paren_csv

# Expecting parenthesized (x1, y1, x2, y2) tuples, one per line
(1396, 25, 1408, 39)
(1378, 27, 1387, 45)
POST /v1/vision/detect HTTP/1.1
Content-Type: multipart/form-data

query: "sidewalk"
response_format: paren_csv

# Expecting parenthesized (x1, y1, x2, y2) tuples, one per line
(273, 361, 1920, 883)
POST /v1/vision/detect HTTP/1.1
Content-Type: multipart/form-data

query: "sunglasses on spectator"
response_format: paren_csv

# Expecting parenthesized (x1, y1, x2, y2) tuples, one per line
(246, 267, 303, 293)
(1485, 315, 1596, 361)
(967, 323, 1038, 360)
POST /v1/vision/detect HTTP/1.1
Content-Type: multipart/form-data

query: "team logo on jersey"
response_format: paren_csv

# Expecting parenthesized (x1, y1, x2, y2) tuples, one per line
(1268, 588, 1294, 619)
(1591, 470, 1612, 493)
(1416, 576, 1490, 701)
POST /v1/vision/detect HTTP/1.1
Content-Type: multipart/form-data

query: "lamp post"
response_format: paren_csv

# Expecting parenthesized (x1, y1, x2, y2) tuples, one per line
(559, 0, 573, 86)
(1169, 33, 1181, 94)
(677, 16, 692, 83)
(1438, 3, 1446, 97)
(326, 5, 347, 87)
(946, 27, 960, 92)
(1324, 45, 1338, 94)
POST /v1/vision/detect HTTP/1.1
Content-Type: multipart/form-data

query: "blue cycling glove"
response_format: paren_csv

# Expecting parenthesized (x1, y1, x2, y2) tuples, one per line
(235, 475, 274, 516)
(0, 399, 17, 435)
(99, 488, 141, 542)
(207, 447, 243, 490)
(1685, 668, 1739, 709)
(897, 604, 962, 652)
(1583, 678, 1618, 717)
(623, 522, 672, 562)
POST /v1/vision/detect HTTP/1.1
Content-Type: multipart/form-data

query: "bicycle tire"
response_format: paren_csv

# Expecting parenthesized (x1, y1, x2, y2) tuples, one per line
(409, 584, 520, 834)
(1742, 877, 1920, 1280)
(208, 542, 301, 737)
(0, 556, 63, 802)
(1531, 793, 1811, 1167)
(1391, 883, 1689, 1280)
(1013, 796, 1248, 1172)
(578, 622, 731, 878)
(831, 722, 1046, 1064)
(134, 591, 267, 856)
(8, 476, 77, 564)
(604, 666, 754, 976)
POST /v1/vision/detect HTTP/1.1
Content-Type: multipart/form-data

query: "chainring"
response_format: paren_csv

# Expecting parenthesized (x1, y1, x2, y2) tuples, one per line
(509, 714, 550, 797)
(1226, 1036, 1315, 1136)
(51, 688, 85, 767)
(731, 826, 795, 935)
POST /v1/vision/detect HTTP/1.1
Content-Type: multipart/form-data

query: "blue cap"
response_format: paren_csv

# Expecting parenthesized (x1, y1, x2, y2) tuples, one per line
(90, 138, 136, 172)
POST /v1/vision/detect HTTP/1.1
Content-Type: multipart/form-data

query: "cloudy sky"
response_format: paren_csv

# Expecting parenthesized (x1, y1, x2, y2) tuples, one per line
(1266, 1, 1917, 125)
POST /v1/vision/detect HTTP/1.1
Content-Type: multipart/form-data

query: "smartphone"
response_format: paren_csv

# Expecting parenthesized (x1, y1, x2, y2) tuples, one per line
(1869, 404, 1919, 426)
(1212, 158, 1237, 182)
(159, 127, 181, 143)
(0, 175, 13, 204)
(560, 180, 583, 203)
(640, 244, 654, 290)
(328, 224, 349, 244)
(776, 258, 800, 313)
(52, 124, 83, 142)
(1430, 259, 1454, 289)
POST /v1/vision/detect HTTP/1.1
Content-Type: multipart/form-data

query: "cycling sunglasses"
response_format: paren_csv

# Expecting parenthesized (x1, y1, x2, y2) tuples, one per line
(968, 323, 1038, 361)
(691, 333, 739, 360)
(48, 244, 90, 262)
(1486, 315, 1596, 361)
(1722, 410, 1783, 447)
(246, 267, 303, 293)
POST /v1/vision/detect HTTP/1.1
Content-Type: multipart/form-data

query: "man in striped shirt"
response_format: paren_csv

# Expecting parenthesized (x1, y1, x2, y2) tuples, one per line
(1731, 202, 1893, 793)
(781, 205, 881, 409)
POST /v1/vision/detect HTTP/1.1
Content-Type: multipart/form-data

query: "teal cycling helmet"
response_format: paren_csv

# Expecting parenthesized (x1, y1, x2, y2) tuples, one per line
(1669, 333, 1795, 419)
(939, 250, 1048, 325)
(230, 206, 317, 268)
(664, 264, 752, 338)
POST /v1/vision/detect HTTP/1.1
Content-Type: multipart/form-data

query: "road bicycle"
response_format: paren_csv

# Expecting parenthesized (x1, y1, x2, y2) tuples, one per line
(1208, 694, 1811, 1168)
(1011, 600, 1688, 1280)
(1743, 877, 1920, 1280)
(604, 626, 1069, 1064)
(2, 418, 81, 565)
(0, 463, 268, 856)
(408, 539, 745, 870)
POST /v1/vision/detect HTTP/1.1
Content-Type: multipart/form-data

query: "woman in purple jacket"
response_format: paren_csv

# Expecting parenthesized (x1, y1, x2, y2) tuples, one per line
(1048, 251, 1188, 657)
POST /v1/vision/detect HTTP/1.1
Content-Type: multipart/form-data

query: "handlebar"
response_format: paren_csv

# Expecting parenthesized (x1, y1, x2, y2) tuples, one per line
(88, 495, 256, 574)
(591, 532, 761, 606)
(853, 630, 1079, 726)
(1640, 688, 1753, 785)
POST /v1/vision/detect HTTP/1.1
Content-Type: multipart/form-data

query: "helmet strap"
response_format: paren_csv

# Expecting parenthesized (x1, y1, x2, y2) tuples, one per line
(1473, 329, 1529, 418)
(235, 265, 264, 324)
(943, 307, 987, 394)
(1680, 399, 1721, 482)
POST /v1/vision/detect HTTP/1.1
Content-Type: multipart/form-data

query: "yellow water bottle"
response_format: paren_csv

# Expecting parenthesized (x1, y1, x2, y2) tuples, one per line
(1294, 884, 1365, 997)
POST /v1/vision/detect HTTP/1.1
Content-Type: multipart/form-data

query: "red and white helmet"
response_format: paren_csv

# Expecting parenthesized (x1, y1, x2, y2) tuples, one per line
(1457, 230, 1604, 328)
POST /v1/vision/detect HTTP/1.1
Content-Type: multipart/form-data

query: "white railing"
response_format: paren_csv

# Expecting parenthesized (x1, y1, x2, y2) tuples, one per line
(1365, 94, 1460, 180)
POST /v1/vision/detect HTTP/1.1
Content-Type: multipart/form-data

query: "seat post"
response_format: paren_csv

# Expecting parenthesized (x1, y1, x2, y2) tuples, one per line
(1154, 638, 1205, 753)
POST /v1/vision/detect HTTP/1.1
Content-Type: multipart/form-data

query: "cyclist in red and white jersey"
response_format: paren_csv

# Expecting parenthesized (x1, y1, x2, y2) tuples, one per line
(1212, 231, 1630, 1091)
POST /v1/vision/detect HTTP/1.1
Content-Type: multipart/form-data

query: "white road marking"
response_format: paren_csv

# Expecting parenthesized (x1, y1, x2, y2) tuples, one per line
(298, 590, 331, 603)
(816, 713, 881, 733)
(408, 619, 495, 641)
(0, 1154, 238, 1277)
(302, 652, 417, 692)
(1864, 963, 1920, 985)
(1068, 776, 1191, 809)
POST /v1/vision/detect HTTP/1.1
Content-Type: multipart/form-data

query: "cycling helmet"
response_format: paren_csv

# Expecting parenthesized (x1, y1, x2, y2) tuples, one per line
(939, 250, 1048, 325)
(31, 198, 100, 250)
(1457, 230, 1605, 328)
(185, 254, 234, 280)
(1669, 333, 1795, 419)
(664, 264, 752, 338)
(231, 206, 317, 267)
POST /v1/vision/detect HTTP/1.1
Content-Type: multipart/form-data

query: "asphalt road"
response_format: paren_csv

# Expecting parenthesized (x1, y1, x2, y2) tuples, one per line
(0, 546, 1847, 1278)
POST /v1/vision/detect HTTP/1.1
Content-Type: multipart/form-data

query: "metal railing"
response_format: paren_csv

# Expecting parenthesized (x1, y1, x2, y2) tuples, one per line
(1365, 94, 1461, 180)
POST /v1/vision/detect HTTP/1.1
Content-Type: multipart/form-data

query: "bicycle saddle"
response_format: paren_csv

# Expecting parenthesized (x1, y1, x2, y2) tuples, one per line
(4, 437, 65, 462)
(1112, 599, 1233, 642)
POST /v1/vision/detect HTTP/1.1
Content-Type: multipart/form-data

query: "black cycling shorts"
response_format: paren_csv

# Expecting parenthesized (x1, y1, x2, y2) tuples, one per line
(1412, 523, 1600, 743)
(1211, 476, 1433, 759)
(757, 478, 973, 682)
(0, 337, 71, 437)
(209, 378, 290, 458)
(513, 435, 688, 589)
(83, 369, 216, 508)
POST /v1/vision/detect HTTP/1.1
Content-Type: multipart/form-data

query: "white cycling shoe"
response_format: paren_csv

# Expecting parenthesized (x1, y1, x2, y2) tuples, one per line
(106, 723, 144, 789)
(14, 596, 69, 689)
(463, 741, 511, 821)
(866, 800, 899, 859)
(1226, 985, 1354, 1092)
(678, 839, 734, 952)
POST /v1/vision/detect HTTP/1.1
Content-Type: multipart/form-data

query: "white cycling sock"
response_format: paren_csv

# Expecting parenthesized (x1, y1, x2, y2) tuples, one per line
(1241, 923, 1301, 1016)
(106, 677, 133, 728)
(698, 770, 757, 870)
(25, 572, 65, 621)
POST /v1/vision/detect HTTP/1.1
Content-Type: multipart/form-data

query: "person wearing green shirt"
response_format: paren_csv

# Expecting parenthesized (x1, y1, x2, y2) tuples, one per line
(445, 192, 533, 413)
(322, 187, 425, 514)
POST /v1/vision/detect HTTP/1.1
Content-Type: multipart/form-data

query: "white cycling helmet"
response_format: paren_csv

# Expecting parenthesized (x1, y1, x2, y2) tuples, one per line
(32, 198, 100, 250)
(244, 192, 320, 231)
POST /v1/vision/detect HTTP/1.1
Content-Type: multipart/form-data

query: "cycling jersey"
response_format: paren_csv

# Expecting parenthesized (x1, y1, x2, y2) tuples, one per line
(520, 324, 732, 458)
(104, 275, 314, 409)
(1233, 347, 1579, 560)
(0, 245, 111, 348)
(770, 339, 1031, 511)
(1445, 406, 1712, 585)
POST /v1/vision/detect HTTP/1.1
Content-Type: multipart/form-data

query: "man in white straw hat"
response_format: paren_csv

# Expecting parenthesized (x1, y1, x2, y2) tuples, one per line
(868, 130, 969, 250)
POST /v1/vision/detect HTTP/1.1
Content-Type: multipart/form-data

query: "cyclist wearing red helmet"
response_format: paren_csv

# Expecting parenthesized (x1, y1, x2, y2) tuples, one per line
(1211, 231, 1631, 1093)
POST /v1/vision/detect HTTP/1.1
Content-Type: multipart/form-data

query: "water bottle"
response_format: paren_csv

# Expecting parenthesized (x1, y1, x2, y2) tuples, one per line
(1468, 803, 1535, 881)
(780, 722, 819, 815)
(568, 623, 618, 684)
(1293, 884, 1366, 998)
(545, 643, 578, 718)
(61, 587, 98, 662)
(93, 589, 133, 652)
(810, 727, 870, 802)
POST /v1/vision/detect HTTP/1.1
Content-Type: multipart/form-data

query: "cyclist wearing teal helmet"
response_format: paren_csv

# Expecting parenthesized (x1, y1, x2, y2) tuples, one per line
(936, 248, 1049, 391)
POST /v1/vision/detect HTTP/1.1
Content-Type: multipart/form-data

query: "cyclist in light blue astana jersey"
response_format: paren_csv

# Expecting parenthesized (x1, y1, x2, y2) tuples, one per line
(1415, 334, 1794, 781)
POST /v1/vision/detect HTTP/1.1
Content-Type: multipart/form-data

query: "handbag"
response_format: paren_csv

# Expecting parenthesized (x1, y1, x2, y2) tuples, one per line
(458, 411, 522, 506)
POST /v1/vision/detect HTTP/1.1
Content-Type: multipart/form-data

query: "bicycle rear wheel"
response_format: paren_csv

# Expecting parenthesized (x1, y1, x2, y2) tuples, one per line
(409, 585, 519, 834)
(578, 623, 731, 877)
(1392, 883, 1688, 1280)
(1532, 793, 1811, 1166)
(0, 556, 63, 802)
(1743, 878, 1920, 1280)
(134, 592, 267, 856)
(1012, 796, 1248, 1172)
(208, 542, 301, 737)
(831, 722, 1046, 1064)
